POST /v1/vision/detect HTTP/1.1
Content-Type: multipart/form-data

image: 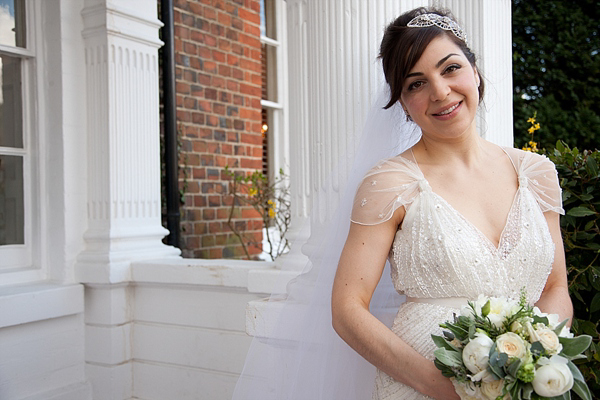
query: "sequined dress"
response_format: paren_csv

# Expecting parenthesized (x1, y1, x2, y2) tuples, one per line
(350, 147, 564, 400)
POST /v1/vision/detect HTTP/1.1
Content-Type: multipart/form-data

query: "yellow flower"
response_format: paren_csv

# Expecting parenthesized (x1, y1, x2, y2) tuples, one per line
(527, 117, 536, 124)
(248, 187, 258, 197)
(534, 123, 540, 130)
(267, 199, 274, 205)
(528, 126, 535, 134)
(268, 208, 276, 218)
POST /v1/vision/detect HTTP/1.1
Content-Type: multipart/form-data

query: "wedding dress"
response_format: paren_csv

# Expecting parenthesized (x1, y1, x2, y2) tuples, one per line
(351, 146, 564, 399)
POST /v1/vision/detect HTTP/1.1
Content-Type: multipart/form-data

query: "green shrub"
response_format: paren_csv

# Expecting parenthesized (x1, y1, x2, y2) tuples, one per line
(546, 141, 600, 396)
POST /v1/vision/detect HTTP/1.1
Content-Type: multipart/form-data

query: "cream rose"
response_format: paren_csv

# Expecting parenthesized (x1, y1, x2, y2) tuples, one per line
(496, 332, 528, 361)
(481, 379, 505, 400)
(535, 327, 563, 355)
(462, 333, 494, 377)
(532, 356, 574, 397)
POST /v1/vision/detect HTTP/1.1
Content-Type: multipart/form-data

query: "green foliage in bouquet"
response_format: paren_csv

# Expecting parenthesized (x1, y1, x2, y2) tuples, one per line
(433, 290, 593, 400)
(546, 142, 600, 397)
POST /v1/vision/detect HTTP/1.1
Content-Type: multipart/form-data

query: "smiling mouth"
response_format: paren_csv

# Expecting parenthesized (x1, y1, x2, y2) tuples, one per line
(433, 101, 462, 116)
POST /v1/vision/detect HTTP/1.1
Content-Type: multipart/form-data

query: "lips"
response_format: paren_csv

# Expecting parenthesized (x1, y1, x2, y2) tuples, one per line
(432, 101, 462, 116)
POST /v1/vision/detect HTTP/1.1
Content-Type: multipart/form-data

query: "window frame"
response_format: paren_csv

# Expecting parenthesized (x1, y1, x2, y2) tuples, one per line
(260, 0, 288, 185)
(0, 0, 42, 282)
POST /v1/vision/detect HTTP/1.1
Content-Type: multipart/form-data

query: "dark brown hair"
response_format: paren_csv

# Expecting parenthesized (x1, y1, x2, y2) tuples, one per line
(379, 7, 484, 109)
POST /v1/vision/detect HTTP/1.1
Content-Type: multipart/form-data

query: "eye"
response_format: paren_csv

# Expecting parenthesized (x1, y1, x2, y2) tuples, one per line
(444, 64, 461, 74)
(407, 80, 424, 91)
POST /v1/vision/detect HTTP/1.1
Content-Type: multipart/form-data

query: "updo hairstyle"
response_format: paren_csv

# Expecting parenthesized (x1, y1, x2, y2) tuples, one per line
(379, 7, 484, 109)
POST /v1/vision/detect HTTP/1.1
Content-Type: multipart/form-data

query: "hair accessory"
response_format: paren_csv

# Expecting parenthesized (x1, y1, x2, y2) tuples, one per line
(407, 13, 468, 44)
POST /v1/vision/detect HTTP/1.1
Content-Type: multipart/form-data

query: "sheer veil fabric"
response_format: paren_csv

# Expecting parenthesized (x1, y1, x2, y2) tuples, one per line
(232, 86, 422, 400)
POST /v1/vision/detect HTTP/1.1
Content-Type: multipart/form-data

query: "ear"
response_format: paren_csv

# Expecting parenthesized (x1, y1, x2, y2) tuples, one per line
(473, 66, 480, 87)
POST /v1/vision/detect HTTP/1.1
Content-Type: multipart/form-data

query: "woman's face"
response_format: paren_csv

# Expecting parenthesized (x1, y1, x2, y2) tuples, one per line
(400, 35, 480, 142)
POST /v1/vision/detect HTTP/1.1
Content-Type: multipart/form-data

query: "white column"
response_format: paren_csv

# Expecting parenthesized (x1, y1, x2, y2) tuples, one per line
(76, 1, 179, 398)
(432, 0, 513, 146)
(76, 0, 180, 284)
(293, 0, 427, 256)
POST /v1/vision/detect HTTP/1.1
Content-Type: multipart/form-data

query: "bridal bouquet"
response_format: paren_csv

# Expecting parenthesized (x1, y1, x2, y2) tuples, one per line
(432, 291, 592, 400)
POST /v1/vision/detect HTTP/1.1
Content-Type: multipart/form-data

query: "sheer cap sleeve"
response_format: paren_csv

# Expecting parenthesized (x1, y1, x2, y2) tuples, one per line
(351, 156, 424, 225)
(505, 147, 564, 215)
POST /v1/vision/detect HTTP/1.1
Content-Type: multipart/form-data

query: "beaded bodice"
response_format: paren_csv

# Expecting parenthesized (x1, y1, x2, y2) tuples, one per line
(351, 147, 564, 303)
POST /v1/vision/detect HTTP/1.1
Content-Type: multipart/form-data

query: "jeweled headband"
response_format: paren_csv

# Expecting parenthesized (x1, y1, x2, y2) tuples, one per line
(407, 13, 468, 45)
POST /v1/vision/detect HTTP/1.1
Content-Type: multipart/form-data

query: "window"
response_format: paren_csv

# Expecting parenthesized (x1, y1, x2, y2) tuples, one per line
(0, 0, 36, 273)
(260, 0, 288, 183)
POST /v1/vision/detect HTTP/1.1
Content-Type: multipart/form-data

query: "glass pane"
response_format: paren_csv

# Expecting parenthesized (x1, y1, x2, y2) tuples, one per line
(0, 53, 23, 148)
(0, 155, 24, 245)
(261, 43, 278, 102)
(260, 0, 276, 40)
(0, 0, 26, 48)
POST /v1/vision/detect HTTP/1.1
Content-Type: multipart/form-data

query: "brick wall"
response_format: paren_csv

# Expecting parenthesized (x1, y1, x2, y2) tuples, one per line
(172, 0, 264, 258)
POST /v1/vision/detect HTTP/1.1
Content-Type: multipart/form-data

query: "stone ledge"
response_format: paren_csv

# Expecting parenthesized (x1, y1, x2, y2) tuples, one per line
(131, 258, 276, 291)
(0, 283, 84, 328)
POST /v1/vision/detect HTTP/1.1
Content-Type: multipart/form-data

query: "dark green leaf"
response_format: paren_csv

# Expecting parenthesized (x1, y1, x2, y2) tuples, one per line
(591, 293, 600, 313)
(567, 207, 597, 217)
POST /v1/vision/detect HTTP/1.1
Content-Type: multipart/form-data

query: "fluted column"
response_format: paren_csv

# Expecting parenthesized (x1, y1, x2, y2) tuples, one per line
(432, 0, 513, 146)
(76, 0, 179, 284)
(75, 1, 179, 398)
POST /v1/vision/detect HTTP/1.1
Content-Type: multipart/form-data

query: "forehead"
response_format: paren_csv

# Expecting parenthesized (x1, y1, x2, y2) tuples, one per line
(409, 35, 465, 71)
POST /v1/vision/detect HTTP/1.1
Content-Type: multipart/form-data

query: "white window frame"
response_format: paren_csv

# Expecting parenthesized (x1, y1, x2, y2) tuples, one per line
(0, 0, 42, 283)
(260, 0, 289, 184)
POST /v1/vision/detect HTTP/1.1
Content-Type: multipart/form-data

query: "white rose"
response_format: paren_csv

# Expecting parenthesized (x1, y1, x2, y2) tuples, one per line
(532, 356, 574, 397)
(496, 332, 528, 361)
(462, 333, 494, 377)
(535, 327, 563, 355)
(481, 379, 505, 400)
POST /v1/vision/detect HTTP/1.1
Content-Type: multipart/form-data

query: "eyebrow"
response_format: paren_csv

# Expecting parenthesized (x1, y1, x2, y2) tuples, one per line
(405, 53, 460, 78)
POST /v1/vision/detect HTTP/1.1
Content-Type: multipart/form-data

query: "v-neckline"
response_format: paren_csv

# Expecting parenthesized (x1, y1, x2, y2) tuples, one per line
(401, 147, 521, 252)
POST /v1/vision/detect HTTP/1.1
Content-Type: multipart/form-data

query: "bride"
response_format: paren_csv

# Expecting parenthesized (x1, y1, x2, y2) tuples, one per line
(233, 7, 572, 400)
(332, 7, 572, 400)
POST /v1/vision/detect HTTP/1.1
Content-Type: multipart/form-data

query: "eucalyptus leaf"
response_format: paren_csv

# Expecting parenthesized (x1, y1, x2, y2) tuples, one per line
(567, 360, 592, 400)
(559, 335, 592, 357)
(552, 319, 569, 336)
(431, 334, 458, 352)
(522, 383, 534, 399)
(507, 358, 522, 378)
(433, 348, 463, 368)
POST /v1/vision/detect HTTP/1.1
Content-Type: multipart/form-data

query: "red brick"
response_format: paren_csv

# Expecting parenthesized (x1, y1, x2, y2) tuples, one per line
(205, 34, 217, 47)
(198, 46, 212, 59)
(238, 32, 260, 48)
(239, 83, 261, 97)
(238, 8, 260, 25)
(227, 54, 239, 66)
(241, 158, 262, 169)
(218, 38, 231, 51)
(212, 49, 226, 62)
(209, 248, 223, 258)
(192, 112, 205, 124)
(241, 133, 263, 145)
(243, 23, 260, 36)
(203, 61, 217, 73)
(218, 64, 231, 77)
(192, 167, 206, 179)
(213, 103, 226, 115)
(222, 143, 233, 154)
(217, 11, 231, 26)
(204, 6, 217, 20)
(213, 76, 226, 88)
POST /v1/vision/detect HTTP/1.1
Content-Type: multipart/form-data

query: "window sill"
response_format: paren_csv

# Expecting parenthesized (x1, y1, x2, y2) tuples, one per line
(0, 282, 84, 328)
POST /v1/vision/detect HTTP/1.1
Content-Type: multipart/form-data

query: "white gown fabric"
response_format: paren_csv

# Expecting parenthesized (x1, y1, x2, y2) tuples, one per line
(350, 147, 564, 399)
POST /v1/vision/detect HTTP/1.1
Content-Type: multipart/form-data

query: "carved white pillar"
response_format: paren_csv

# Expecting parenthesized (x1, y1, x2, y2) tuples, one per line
(76, 0, 179, 284)
(288, 0, 427, 257)
(76, 1, 179, 398)
(432, 0, 513, 146)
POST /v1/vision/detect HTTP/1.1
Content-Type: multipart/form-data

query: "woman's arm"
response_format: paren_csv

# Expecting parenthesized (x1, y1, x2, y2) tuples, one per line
(331, 209, 459, 400)
(535, 211, 573, 325)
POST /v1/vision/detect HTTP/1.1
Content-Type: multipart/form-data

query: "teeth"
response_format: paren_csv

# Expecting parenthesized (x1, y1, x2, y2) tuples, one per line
(437, 103, 460, 115)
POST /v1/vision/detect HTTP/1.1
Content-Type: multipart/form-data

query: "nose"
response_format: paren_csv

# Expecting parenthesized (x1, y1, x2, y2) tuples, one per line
(429, 78, 450, 102)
